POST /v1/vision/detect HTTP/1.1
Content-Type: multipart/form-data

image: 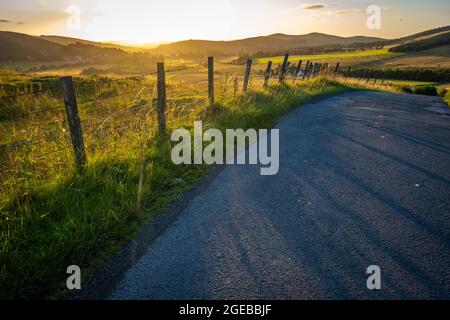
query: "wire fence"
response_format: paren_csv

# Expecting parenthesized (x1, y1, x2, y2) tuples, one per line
(1, 54, 353, 201)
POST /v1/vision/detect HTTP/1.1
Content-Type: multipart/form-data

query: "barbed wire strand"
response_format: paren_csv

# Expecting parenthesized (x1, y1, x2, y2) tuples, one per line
(85, 104, 156, 133)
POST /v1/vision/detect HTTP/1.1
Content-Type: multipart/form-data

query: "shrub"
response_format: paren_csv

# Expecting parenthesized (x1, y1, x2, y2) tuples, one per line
(401, 86, 413, 94)
(414, 85, 438, 96)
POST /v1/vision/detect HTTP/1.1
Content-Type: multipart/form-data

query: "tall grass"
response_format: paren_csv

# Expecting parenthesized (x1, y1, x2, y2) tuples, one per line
(0, 74, 348, 299)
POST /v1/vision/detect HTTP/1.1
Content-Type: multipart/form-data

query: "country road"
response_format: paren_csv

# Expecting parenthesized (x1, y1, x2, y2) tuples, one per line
(108, 91, 450, 299)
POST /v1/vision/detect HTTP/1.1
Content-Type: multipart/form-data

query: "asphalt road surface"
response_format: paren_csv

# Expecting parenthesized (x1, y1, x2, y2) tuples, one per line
(109, 91, 450, 299)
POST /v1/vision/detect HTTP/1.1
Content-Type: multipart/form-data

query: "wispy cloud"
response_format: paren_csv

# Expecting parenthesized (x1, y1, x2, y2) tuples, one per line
(303, 4, 326, 10)
(333, 8, 364, 16)
(0, 19, 11, 23)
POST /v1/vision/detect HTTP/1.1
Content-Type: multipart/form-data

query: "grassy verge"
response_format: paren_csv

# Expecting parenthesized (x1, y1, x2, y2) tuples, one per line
(332, 75, 449, 102)
(0, 77, 348, 299)
(444, 90, 450, 107)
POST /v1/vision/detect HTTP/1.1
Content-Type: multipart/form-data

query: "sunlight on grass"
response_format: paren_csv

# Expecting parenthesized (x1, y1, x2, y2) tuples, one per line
(255, 49, 403, 65)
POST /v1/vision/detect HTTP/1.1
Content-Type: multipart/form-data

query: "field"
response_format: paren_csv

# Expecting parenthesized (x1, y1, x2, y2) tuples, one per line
(255, 49, 403, 68)
(368, 45, 450, 69)
(254, 46, 450, 71)
(0, 66, 350, 299)
(381, 79, 436, 86)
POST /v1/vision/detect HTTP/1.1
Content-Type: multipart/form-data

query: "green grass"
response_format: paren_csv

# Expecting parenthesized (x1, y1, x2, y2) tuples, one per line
(382, 79, 436, 86)
(0, 75, 349, 299)
(444, 90, 450, 107)
(255, 49, 403, 66)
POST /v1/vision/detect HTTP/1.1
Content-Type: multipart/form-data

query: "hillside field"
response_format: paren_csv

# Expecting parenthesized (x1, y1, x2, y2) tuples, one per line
(255, 49, 403, 67)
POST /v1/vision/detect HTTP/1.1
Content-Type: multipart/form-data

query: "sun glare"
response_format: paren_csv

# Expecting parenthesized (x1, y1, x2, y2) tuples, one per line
(81, 0, 236, 44)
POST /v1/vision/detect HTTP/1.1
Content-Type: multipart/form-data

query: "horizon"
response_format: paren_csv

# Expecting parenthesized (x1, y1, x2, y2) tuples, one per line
(2, 25, 449, 47)
(0, 0, 449, 44)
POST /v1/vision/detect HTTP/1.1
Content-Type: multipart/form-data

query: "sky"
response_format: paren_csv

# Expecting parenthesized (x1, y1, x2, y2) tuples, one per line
(0, 0, 449, 44)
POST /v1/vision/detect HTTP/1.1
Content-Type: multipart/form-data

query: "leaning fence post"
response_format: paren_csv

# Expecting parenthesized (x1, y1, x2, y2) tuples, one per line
(294, 60, 303, 81)
(334, 62, 340, 73)
(60, 76, 87, 168)
(306, 63, 313, 79)
(302, 61, 310, 80)
(208, 56, 214, 106)
(243, 59, 252, 92)
(312, 63, 318, 77)
(157, 62, 166, 131)
(279, 53, 289, 83)
(264, 61, 272, 88)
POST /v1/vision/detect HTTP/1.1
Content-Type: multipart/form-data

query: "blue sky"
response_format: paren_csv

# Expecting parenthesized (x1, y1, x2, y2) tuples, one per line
(0, 0, 449, 43)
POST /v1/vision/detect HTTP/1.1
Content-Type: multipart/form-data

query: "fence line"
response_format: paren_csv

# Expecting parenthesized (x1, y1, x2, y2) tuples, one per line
(2, 53, 349, 170)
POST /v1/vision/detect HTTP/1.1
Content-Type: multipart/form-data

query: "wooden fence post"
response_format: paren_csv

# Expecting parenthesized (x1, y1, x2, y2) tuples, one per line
(306, 63, 313, 79)
(312, 63, 318, 77)
(60, 76, 87, 168)
(279, 53, 289, 83)
(208, 56, 214, 106)
(294, 60, 303, 81)
(157, 62, 166, 131)
(334, 62, 340, 73)
(302, 61, 310, 80)
(243, 59, 252, 92)
(264, 61, 272, 88)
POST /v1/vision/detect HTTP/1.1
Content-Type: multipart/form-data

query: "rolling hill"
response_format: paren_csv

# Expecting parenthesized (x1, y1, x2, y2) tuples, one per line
(394, 25, 450, 43)
(0, 31, 65, 61)
(39, 35, 147, 52)
(0, 31, 154, 63)
(153, 32, 385, 56)
(1, 26, 449, 64)
(389, 32, 450, 52)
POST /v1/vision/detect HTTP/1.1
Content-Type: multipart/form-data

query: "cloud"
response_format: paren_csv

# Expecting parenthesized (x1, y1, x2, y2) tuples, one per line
(303, 4, 326, 10)
(334, 8, 364, 16)
(0, 19, 11, 23)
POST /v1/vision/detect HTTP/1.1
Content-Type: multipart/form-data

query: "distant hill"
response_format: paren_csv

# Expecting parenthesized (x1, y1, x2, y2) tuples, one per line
(39, 35, 99, 46)
(395, 26, 450, 43)
(39, 35, 146, 52)
(152, 32, 385, 56)
(389, 32, 450, 53)
(0, 31, 64, 61)
(0, 31, 158, 65)
(1, 26, 449, 63)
